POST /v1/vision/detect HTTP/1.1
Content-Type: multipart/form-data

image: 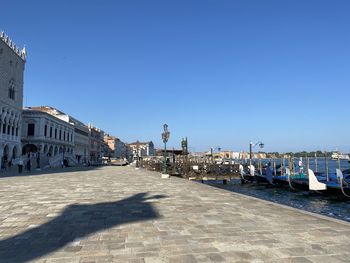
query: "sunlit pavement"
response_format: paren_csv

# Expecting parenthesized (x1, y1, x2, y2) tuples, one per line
(0, 166, 349, 263)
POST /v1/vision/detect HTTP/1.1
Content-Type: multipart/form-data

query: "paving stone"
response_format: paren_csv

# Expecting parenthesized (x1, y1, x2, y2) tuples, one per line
(168, 254, 198, 263)
(0, 166, 349, 262)
(290, 257, 314, 263)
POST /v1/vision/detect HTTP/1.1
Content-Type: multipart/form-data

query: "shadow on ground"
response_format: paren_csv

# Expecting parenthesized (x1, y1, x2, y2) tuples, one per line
(0, 192, 166, 262)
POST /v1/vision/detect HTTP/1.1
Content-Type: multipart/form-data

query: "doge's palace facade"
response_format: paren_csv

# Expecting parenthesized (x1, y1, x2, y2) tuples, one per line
(0, 32, 26, 168)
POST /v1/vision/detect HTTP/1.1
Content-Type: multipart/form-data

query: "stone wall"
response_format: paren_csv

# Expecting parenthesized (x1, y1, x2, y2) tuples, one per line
(0, 34, 26, 169)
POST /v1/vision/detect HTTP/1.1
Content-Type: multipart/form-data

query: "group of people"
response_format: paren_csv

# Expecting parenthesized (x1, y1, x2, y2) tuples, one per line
(17, 158, 32, 173)
(1, 155, 33, 174)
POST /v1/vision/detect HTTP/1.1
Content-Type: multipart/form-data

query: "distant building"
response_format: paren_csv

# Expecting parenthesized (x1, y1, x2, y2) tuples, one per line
(254, 152, 267, 159)
(236, 151, 267, 159)
(128, 141, 155, 157)
(88, 124, 103, 164)
(0, 32, 26, 169)
(21, 108, 75, 167)
(156, 149, 183, 161)
(115, 138, 129, 159)
(218, 151, 239, 159)
(231, 152, 241, 159)
(70, 118, 89, 164)
(26, 106, 90, 164)
(103, 134, 117, 158)
(239, 151, 249, 159)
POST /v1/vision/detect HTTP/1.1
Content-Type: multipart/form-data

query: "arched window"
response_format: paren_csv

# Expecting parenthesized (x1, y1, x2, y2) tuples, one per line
(8, 79, 15, 100)
(2, 119, 6, 134)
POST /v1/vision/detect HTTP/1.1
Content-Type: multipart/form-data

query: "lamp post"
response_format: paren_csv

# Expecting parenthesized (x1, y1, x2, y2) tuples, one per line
(135, 141, 140, 169)
(162, 124, 170, 175)
(249, 141, 264, 165)
(181, 137, 188, 155)
(181, 137, 188, 174)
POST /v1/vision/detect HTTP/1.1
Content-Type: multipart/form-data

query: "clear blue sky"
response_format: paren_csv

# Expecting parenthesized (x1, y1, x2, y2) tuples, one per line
(1, 0, 350, 152)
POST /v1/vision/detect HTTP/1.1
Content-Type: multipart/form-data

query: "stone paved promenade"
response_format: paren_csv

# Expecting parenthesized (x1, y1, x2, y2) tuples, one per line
(0, 166, 349, 263)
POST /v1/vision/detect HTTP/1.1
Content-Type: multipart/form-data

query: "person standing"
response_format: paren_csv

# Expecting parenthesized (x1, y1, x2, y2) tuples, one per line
(18, 158, 23, 173)
(26, 159, 31, 173)
(298, 158, 303, 171)
(3, 156, 8, 171)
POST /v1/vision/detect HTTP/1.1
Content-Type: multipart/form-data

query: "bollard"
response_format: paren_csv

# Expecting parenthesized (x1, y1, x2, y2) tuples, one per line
(315, 152, 318, 173)
(280, 157, 284, 176)
(325, 152, 329, 182)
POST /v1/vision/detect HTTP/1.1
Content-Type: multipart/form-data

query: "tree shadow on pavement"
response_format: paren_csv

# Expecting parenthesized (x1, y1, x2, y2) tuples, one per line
(0, 192, 166, 262)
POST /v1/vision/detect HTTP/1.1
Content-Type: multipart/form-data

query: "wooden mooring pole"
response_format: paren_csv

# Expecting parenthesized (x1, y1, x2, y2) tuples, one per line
(314, 152, 318, 173)
(259, 159, 262, 175)
(325, 152, 329, 182)
(281, 157, 284, 175)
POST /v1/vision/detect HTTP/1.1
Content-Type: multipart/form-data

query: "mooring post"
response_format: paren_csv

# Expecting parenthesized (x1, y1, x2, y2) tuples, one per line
(259, 158, 262, 176)
(306, 156, 310, 177)
(273, 158, 277, 176)
(249, 141, 253, 166)
(289, 156, 292, 174)
(314, 152, 318, 173)
(325, 151, 329, 182)
(280, 157, 284, 175)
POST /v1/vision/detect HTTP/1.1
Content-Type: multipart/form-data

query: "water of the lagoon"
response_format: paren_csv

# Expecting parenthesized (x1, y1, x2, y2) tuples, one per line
(203, 158, 350, 222)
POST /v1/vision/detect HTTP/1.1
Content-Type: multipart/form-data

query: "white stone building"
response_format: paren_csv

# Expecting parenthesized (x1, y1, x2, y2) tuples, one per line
(128, 141, 155, 157)
(28, 106, 90, 164)
(71, 118, 89, 164)
(22, 108, 75, 167)
(0, 32, 26, 169)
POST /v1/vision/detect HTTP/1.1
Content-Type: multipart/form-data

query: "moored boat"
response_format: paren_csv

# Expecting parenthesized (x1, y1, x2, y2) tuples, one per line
(331, 151, 350, 161)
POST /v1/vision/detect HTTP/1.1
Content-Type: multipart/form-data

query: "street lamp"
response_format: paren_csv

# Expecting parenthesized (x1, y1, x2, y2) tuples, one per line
(181, 137, 189, 175)
(249, 141, 264, 165)
(162, 124, 170, 174)
(181, 138, 188, 155)
(135, 141, 140, 168)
